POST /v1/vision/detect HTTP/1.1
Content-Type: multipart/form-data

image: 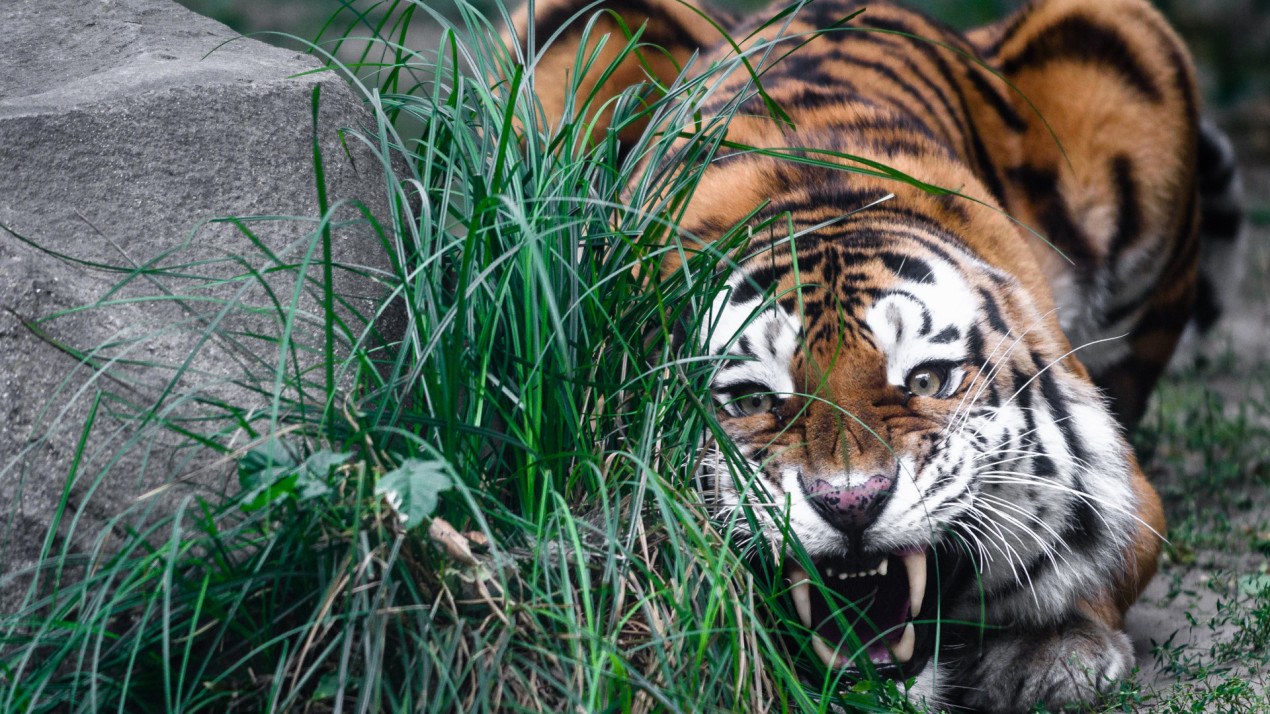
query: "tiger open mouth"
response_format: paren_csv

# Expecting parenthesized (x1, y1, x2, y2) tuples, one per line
(786, 547, 933, 675)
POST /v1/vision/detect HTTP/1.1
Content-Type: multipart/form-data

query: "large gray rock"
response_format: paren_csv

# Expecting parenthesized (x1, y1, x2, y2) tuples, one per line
(0, 0, 395, 610)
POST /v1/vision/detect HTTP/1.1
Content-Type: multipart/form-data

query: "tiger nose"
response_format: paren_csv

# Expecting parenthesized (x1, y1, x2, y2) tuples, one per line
(806, 474, 894, 533)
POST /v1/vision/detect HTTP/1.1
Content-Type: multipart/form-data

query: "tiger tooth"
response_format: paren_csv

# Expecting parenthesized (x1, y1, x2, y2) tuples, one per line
(826, 567, 835, 576)
(866, 568, 878, 576)
(877, 559, 889, 577)
(789, 567, 812, 627)
(892, 622, 916, 663)
(838, 571, 849, 581)
(813, 634, 848, 669)
(904, 551, 926, 617)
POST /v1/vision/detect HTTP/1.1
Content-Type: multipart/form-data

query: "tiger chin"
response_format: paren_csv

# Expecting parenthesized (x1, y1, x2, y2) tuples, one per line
(512, 0, 1243, 711)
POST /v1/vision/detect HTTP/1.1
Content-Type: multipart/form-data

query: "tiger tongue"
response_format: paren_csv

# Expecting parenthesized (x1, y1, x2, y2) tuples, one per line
(812, 621, 916, 668)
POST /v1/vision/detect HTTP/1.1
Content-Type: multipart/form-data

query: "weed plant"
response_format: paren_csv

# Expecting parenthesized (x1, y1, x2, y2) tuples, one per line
(0, 1, 930, 712)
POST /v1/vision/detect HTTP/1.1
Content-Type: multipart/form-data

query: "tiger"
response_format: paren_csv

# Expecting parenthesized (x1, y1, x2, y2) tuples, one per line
(508, 0, 1245, 710)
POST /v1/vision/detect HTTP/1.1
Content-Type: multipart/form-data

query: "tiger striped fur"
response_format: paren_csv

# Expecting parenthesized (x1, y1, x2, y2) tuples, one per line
(511, 0, 1239, 710)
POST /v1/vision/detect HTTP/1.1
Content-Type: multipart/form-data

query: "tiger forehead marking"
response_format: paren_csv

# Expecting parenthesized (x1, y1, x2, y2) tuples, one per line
(864, 253, 979, 387)
(709, 240, 988, 408)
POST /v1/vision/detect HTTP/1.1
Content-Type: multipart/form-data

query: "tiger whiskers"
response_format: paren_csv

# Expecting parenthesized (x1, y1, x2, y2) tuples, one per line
(958, 500, 1071, 607)
(944, 307, 1062, 439)
(976, 491, 1070, 545)
(975, 493, 1072, 567)
(990, 333, 1130, 419)
(955, 509, 1029, 585)
(975, 472, 1161, 544)
(975, 471, 1135, 518)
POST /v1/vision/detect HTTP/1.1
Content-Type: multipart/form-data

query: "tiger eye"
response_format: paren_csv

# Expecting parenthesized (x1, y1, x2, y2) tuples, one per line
(736, 393, 774, 416)
(907, 368, 943, 398)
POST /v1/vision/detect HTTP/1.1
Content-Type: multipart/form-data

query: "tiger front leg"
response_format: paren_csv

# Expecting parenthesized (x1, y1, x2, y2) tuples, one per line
(952, 463, 1162, 712)
(954, 614, 1134, 713)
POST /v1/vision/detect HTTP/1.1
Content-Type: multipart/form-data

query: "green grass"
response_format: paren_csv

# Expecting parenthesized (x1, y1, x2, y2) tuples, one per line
(0, 2, 936, 711)
(1135, 361, 1270, 560)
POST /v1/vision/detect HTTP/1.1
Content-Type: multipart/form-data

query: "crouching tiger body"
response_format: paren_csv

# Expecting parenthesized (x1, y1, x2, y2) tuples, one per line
(514, 0, 1243, 710)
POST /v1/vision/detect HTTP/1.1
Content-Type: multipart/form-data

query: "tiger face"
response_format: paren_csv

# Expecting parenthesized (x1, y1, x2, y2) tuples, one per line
(696, 193, 1139, 681)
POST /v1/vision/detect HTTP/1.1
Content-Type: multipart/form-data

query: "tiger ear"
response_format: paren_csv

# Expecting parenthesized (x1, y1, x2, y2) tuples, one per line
(505, 0, 723, 150)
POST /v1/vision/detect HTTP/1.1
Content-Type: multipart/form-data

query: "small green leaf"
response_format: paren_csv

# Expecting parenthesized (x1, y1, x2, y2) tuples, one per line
(311, 672, 340, 700)
(236, 442, 351, 511)
(374, 458, 455, 529)
(294, 450, 351, 501)
(241, 474, 297, 513)
(237, 439, 298, 488)
(238, 440, 301, 511)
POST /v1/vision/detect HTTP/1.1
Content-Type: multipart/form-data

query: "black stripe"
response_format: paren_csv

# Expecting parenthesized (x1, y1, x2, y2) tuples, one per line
(885, 288, 934, 336)
(831, 114, 952, 152)
(1032, 452, 1057, 479)
(530, 0, 708, 53)
(1037, 366, 1086, 465)
(739, 85, 859, 116)
(1131, 299, 1194, 335)
(1005, 163, 1097, 269)
(976, 287, 1010, 335)
(823, 49, 956, 140)
(1000, 15, 1162, 102)
(779, 51, 843, 88)
(965, 325, 985, 363)
(931, 325, 960, 344)
(788, 250, 825, 275)
(762, 184, 896, 222)
(858, 136, 959, 161)
(1101, 294, 1143, 328)
(962, 108, 1008, 204)
(1108, 154, 1141, 260)
(963, 64, 1028, 132)
(731, 264, 782, 304)
(879, 252, 935, 284)
(1060, 479, 1102, 552)
(1004, 162, 1056, 197)
(980, 5, 1034, 58)
(1198, 161, 1238, 195)
(1039, 198, 1096, 268)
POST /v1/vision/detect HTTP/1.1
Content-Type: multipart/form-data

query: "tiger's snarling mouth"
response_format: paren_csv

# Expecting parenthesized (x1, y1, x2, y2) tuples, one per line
(786, 547, 937, 677)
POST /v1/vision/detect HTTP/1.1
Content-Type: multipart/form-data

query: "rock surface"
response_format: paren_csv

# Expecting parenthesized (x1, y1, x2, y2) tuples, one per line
(0, 0, 392, 610)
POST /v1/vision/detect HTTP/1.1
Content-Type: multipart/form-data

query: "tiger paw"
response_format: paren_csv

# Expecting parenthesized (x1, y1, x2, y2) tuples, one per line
(956, 618, 1133, 713)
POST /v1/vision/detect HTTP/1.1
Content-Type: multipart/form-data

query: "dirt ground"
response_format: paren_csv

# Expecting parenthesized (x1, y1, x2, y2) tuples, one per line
(1122, 131, 1270, 705)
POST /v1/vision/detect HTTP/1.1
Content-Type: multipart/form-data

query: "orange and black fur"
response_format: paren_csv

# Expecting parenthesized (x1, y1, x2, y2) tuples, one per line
(511, 0, 1243, 710)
